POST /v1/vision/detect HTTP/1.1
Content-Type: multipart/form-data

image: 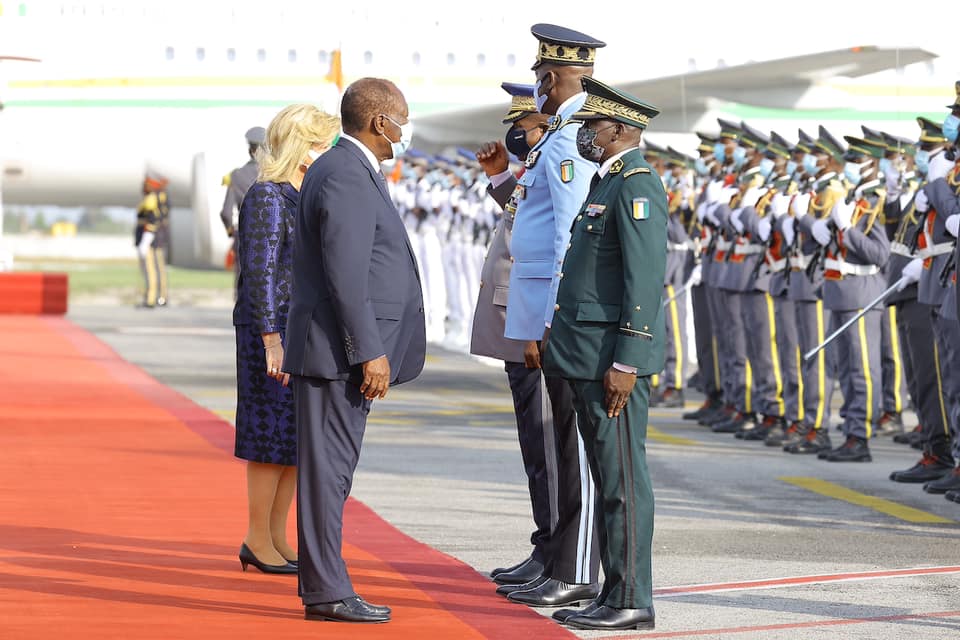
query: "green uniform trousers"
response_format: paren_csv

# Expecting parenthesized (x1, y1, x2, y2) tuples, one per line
(569, 376, 654, 609)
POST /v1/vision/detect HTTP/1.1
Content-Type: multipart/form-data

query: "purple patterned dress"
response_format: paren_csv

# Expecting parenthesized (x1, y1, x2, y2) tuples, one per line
(232, 181, 298, 465)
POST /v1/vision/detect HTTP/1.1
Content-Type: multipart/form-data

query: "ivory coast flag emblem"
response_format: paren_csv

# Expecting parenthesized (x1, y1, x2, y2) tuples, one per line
(632, 197, 649, 220)
(560, 160, 574, 183)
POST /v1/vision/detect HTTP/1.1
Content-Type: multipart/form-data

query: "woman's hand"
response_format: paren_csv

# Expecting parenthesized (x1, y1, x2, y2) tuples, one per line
(263, 333, 290, 386)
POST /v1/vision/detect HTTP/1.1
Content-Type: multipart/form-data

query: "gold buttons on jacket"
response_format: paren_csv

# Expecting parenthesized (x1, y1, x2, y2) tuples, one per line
(587, 224, 593, 231)
(635, 305, 641, 311)
(577, 215, 583, 221)
(554, 304, 560, 311)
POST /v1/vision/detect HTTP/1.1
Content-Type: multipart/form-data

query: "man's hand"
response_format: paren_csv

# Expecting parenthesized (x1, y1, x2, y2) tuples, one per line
(914, 188, 929, 213)
(360, 355, 391, 400)
(831, 199, 855, 231)
(523, 340, 541, 369)
(476, 141, 510, 177)
(541, 326, 551, 352)
(811, 219, 832, 246)
(947, 214, 960, 238)
(898, 258, 923, 291)
(604, 367, 637, 418)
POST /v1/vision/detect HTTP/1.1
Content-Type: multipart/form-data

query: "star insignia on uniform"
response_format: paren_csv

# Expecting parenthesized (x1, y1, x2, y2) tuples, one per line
(609, 159, 624, 174)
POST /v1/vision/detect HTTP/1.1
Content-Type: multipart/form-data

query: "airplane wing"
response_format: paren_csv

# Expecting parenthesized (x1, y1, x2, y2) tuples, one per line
(412, 46, 937, 150)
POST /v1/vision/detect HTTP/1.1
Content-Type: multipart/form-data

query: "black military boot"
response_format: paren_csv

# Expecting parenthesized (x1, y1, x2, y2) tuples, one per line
(701, 403, 736, 427)
(893, 424, 923, 445)
(786, 427, 831, 455)
(889, 453, 955, 483)
(658, 388, 685, 408)
(683, 395, 721, 421)
(874, 411, 905, 437)
(945, 490, 960, 504)
(766, 421, 799, 448)
(923, 467, 960, 494)
(744, 415, 785, 441)
(826, 436, 872, 462)
(713, 412, 756, 434)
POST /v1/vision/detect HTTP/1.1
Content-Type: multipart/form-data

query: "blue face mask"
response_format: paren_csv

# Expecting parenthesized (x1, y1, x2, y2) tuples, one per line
(943, 114, 960, 144)
(785, 160, 798, 176)
(915, 149, 930, 175)
(802, 153, 819, 175)
(759, 157, 775, 179)
(879, 158, 893, 177)
(664, 173, 677, 189)
(732, 146, 747, 168)
(843, 161, 863, 186)
(713, 142, 726, 163)
(694, 157, 710, 176)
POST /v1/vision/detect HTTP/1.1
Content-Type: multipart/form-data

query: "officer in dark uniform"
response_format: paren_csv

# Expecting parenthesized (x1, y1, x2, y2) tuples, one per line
(543, 76, 664, 632)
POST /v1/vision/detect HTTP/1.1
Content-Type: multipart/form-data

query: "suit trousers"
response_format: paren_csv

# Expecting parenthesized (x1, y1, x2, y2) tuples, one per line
(691, 284, 721, 398)
(831, 308, 882, 440)
(741, 291, 785, 418)
(894, 300, 951, 460)
(542, 374, 600, 584)
(294, 376, 372, 605)
(774, 296, 801, 424)
(569, 377, 654, 609)
(661, 283, 687, 391)
(505, 362, 560, 563)
(880, 305, 908, 415)
(795, 300, 836, 431)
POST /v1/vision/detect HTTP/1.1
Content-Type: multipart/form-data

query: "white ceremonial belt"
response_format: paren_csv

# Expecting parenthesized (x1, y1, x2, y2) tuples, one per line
(668, 242, 689, 251)
(890, 242, 915, 257)
(918, 242, 953, 259)
(789, 254, 812, 269)
(733, 244, 764, 256)
(715, 239, 732, 251)
(767, 258, 787, 272)
(823, 259, 880, 276)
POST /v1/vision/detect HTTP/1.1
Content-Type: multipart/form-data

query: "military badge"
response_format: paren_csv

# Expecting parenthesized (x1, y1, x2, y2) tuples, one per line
(609, 159, 624, 174)
(632, 197, 649, 220)
(560, 160, 575, 183)
(525, 150, 541, 169)
(585, 203, 606, 217)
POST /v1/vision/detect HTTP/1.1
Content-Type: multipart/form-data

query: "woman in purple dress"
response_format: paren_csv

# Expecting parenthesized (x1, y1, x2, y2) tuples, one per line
(233, 104, 339, 573)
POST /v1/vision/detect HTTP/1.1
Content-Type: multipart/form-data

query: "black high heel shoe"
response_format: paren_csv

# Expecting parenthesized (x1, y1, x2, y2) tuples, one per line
(239, 543, 297, 574)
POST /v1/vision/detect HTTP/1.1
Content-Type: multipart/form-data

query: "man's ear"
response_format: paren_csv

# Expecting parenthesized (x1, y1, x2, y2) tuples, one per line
(372, 113, 386, 135)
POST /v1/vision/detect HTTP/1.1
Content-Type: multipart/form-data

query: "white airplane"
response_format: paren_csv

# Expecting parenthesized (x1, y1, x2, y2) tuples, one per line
(0, 0, 955, 267)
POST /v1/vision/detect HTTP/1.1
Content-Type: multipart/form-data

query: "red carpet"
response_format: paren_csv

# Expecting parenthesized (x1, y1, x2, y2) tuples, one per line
(0, 316, 573, 639)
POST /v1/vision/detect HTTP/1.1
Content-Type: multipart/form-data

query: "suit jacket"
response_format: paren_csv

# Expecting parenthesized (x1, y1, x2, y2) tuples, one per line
(469, 179, 526, 362)
(283, 138, 426, 385)
(543, 149, 668, 381)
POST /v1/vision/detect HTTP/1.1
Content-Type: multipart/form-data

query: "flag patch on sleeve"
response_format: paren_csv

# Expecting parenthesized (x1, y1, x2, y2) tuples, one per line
(632, 197, 649, 220)
(560, 160, 575, 183)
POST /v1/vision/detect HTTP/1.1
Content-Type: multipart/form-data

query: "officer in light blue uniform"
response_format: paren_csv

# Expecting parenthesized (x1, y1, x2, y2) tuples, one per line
(500, 23, 604, 608)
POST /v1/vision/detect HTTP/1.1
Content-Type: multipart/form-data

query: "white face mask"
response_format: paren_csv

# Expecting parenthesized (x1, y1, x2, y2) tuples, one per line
(382, 114, 413, 159)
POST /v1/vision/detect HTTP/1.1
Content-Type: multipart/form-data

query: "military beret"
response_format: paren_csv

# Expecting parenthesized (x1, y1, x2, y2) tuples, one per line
(500, 82, 538, 124)
(571, 76, 659, 130)
(531, 23, 606, 69)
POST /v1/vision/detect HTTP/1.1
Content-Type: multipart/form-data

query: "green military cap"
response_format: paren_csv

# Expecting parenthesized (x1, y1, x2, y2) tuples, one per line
(917, 116, 947, 144)
(738, 164, 764, 186)
(794, 128, 815, 154)
(881, 131, 917, 157)
(843, 135, 885, 160)
(642, 139, 667, 159)
(666, 146, 694, 168)
(947, 80, 960, 109)
(500, 82, 537, 124)
(772, 173, 793, 191)
(572, 76, 660, 130)
(766, 131, 792, 159)
(717, 118, 741, 141)
(739, 121, 769, 150)
(530, 23, 606, 69)
(814, 125, 846, 161)
(696, 131, 717, 153)
(860, 125, 887, 148)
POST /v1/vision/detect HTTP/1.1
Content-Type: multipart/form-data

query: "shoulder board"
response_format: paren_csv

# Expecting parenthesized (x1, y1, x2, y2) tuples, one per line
(221, 173, 232, 187)
(622, 167, 651, 178)
(609, 158, 624, 175)
(558, 118, 578, 129)
(546, 116, 561, 132)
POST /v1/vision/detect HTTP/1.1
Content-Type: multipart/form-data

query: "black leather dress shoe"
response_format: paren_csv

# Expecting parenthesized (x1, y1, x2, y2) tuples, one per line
(304, 596, 390, 623)
(238, 543, 297, 574)
(785, 428, 830, 455)
(552, 600, 600, 623)
(658, 388, 685, 408)
(491, 555, 535, 579)
(496, 574, 547, 596)
(890, 454, 954, 483)
(507, 578, 600, 607)
(683, 397, 721, 421)
(923, 467, 960, 494)
(492, 556, 544, 585)
(565, 604, 655, 631)
(945, 489, 960, 504)
(826, 436, 871, 462)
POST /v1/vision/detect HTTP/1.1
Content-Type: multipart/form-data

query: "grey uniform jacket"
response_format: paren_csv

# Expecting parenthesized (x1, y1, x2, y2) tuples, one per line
(469, 178, 527, 362)
(820, 195, 891, 312)
(220, 159, 259, 233)
(918, 177, 959, 307)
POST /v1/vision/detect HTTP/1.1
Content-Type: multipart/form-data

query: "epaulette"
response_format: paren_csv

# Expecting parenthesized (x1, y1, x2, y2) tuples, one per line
(622, 167, 651, 178)
(222, 173, 232, 187)
(558, 118, 578, 129)
(609, 158, 624, 174)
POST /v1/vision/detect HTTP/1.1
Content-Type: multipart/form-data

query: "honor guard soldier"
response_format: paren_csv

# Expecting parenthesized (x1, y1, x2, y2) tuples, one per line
(134, 171, 169, 308)
(543, 76, 665, 632)
(221, 126, 265, 287)
(496, 23, 605, 608)
(471, 82, 558, 586)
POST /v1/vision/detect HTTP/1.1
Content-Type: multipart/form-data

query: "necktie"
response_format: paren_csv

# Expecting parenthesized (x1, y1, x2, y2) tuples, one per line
(590, 172, 601, 192)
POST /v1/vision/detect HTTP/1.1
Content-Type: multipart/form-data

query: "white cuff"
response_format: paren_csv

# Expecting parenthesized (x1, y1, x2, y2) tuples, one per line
(490, 170, 513, 189)
(545, 321, 551, 329)
(612, 362, 637, 374)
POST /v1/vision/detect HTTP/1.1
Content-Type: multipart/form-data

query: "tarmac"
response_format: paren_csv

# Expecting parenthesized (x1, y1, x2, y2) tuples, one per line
(67, 300, 960, 639)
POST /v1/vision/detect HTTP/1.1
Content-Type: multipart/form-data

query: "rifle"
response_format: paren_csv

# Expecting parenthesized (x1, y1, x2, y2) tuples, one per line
(805, 219, 837, 281)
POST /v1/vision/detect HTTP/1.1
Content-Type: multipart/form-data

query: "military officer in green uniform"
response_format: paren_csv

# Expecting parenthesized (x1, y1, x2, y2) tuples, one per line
(543, 76, 665, 632)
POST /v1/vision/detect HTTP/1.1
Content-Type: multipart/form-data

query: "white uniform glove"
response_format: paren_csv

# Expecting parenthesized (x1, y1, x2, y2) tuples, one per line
(790, 192, 811, 219)
(927, 151, 955, 183)
(720, 186, 739, 204)
(782, 216, 796, 247)
(730, 208, 744, 233)
(914, 189, 929, 213)
(696, 202, 707, 223)
(705, 179, 724, 204)
(705, 203, 720, 226)
(688, 263, 702, 287)
(757, 218, 772, 242)
(742, 186, 763, 208)
(771, 192, 790, 218)
(137, 230, 155, 256)
(811, 219, 832, 246)
(947, 213, 960, 238)
(831, 199, 855, 231)
(898, 257, 923, 290)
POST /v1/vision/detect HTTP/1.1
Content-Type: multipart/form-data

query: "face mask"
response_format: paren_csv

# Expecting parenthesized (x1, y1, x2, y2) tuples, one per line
(694, 157, 710, 176)
(505, 125, 531, 159)
(662, 173, 676, 189)
(802, 153, 819, 175)
(785, 160, 798, 176)
(915, 149, 930, 175)
(534, 77, 549, 113)
(732, 146, 747, 168)
(943, 114, 960, 144)
(759, 157, 775, 179)
(879, 157, 893, 177)
(843, 161, 864, 186)
(576, 124, 614, 163)
(381, 114, 413, 159)
(713, 142, 726, 163)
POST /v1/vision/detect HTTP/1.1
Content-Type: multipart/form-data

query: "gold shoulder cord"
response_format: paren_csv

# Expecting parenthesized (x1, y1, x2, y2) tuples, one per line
(859, 194, 885, 235)
(894, 202, 919, 245)
(808, 188, 839, 219)
(754, 188, 775, 219)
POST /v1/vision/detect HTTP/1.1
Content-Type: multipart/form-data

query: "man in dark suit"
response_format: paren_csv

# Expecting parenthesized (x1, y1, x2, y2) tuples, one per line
(283, 77, 426, 624)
